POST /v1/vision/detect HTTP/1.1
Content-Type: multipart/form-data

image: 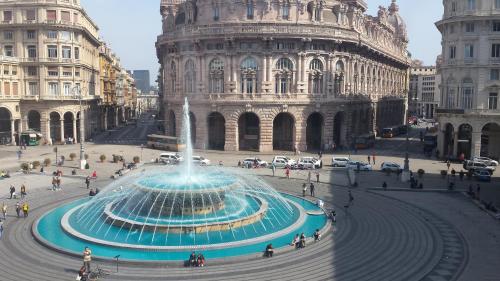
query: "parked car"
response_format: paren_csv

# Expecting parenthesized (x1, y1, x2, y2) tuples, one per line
(332, 157, 350, 167)
(463, 160, 495, 174)
(473, 169, 491, 182)
(192, 156, 210, 166)
(380, 162, 403, 173)
(272, 156, 296, 168)
(298, 157, 322, 169)
(243, 157, 268, 168)
(159, 152, 183, 164)
(346, 161, 373, 171)
(472, 157, 499, 167)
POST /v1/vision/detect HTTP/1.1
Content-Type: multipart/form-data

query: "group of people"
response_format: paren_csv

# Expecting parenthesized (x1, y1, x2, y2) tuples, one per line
(302, 182, 316, 197)
(290, 232, 309, 249)
(9, 184, 27, 199)
(187, 252, 206, 267)
(51, 174, 63, 191)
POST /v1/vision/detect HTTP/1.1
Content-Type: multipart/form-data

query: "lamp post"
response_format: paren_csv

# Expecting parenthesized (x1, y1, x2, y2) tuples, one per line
(73, 86, 87, 170)
(402, 96, 418, 182)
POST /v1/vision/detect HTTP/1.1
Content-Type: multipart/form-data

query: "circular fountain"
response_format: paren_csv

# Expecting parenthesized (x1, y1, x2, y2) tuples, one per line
(33, 99, 328, 262)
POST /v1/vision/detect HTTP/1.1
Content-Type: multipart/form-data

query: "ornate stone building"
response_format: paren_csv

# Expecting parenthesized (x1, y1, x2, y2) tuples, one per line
(436, 0, 500, 160)
(156, 0, 411, 152)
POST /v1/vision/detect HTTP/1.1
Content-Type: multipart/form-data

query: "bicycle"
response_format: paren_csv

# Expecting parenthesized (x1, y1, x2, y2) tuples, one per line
(87, 265, 112, 281)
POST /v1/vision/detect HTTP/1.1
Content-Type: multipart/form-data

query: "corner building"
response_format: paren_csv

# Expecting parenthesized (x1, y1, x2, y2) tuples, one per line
(436, 0, 500, 160)
(156, 0, 411, 152)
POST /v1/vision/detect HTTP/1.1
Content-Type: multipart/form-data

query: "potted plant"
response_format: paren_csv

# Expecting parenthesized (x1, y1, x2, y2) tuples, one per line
(69, 153, 77, 161)
(85, 163, 90, 170)
(43, 158, 51, 167)
(440, 170, 447, 178)
(99, 154, 106, 163)
(113, 154, 120, 163)
(20, 162, 30, 172)
(133, 156, 140, 164)
(417, 169, 425, 178)
(32, 161, 41, 169)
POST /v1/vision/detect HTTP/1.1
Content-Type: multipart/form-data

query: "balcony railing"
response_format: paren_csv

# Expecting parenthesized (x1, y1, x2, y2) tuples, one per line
(436, 108, 500, 115)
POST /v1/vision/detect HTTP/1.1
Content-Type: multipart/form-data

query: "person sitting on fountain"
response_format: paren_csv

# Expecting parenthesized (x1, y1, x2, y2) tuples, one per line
(197, 253, 205, 267)
(299, 233, 306, 248)
(291, 234, 299, 248)
(89, 189, 96, 197)
(313, 229, 321, 242)
(264, 244, 274, 257)
(189, 252, 197, 267)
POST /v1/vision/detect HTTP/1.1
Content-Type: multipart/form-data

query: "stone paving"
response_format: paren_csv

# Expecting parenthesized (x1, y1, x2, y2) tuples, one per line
(0, 162, 499, 281)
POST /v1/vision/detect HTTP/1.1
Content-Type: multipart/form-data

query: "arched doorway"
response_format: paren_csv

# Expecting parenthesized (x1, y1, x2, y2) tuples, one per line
(63, 112, 74, 139)
(306, 112, 323, 151)
(189, 112, 196, 145)
(27, 110, 41, 132)
(49, 112, 61, 142)
(0, 107, 12, 145)
(457, 124, 472, 159)
(443, 123, 454, 158)
(273, 113, 295, 151)
(238, 112, 260, 151)
(168, 110, 176, 137)
(208, 112, 225, 150)
(333, 112, 345, 148)
(481, 123, 500, 159)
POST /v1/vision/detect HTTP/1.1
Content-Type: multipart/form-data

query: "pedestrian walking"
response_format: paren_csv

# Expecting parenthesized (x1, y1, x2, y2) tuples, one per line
(310, 183, 315, 197)
(302, 183, 307, 197)
(85, 176, 91, 189)
(51, 176, 57, 191)
(83, 247, 92, 273)
(56, 176, 62, 190)
(372, 153, 376, 165)
(367, 155, 371, 164)
(476, 184, 481, 198)
(15, 202, 20, 218)
(9, 185, 15, 199)
(348, 190, 354, 206)
(22, 202, 29, 218)
(17, 150, 22, 160)
(316, 172, 320, 183)
(0, 219, 3, 240)
(446, 160, 451, 171)
(20, 184, 26, 199)
(1, 203, 6, 220)
(330, 210, 336, 223)
(285, 167, 290, 179)
(271, 164, 276, 177)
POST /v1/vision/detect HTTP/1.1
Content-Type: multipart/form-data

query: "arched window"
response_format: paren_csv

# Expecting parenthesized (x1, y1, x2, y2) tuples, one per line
(275, 58, 294, 94)
(184, 59, 196, 93)
(282, 1, 290, 20)
(170, 61, 177, 94)
(309, 59, 323, 95)
(241, 57, 258, 94)
(462, 78, 474, 109)
(209, 58, 224, 94)
(334, 61, 344, 95)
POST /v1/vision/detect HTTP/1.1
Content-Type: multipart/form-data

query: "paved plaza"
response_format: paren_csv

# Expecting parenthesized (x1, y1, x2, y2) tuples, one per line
(0, 137, 499, 280)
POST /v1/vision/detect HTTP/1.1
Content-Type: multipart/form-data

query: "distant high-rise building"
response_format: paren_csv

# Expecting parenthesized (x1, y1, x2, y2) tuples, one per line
(131, 70, 150, 94)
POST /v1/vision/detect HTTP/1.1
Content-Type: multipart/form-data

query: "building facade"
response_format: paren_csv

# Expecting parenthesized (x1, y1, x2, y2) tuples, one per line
(157, 0, 411, 152)
(436, 0, 500, 160)
(0, 0, 101, 145)
(409, 65, 441, 119)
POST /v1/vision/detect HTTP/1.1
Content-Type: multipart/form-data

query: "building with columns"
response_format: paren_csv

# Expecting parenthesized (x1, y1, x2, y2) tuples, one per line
(409, 64, 441, 119)
(156, 0, 411, 152)
(436, 0, 500, 160)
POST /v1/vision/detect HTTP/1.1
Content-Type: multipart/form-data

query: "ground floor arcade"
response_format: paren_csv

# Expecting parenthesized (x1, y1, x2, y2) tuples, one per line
(163, 98, 405, 152)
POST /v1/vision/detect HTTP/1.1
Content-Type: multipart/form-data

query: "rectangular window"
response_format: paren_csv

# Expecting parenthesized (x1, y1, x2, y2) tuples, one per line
(27, 30, 36, 39)
(489, 93, 498, 109)
(73, 13, 78, 24)
(11, 66, 17, 75)
(47, 45, 57, 58)
(28, 82, 38, 96)
(491, 69, 500, 80)
(27, 66, 37, 76)
(464, 44, 474, 58)
(493, 21, 500, 32)
(63, 83, 71, 96)
(4, 82, 10, 96)
(62, 46, 71, 58)
(497, 0, 500, 9)
(46, 10, 56, 21)
(47, 30, 57, 39)
(12, 82, 18, 96)
(75, 67, 80, 77)
(282, 5, 290, 20)
(47, 67, 58, 76)
(62, 67, 72, 76)
(449, 46, 456, 59)
(3, 11, 12, 22)
(465, 22, 475, 33)
(449, 25, 455, 34)
(27, 45, 37, 58)
(4, 31, 13, 40)
(492, 44, 500, 57)
(4, 45, 13, 57)
(61, 11, 70, 22)
(60, 31, 71, 40)
(452, 2, 457, 12)
(74, 47, 80, 59)
(247, 2, 254, 19)
(467, 0, 475, 10)
(3, 67, 8, 75)
(213, 6, 219, 21)
(26, 9, 36, 21)
(48, 82, 59, 96)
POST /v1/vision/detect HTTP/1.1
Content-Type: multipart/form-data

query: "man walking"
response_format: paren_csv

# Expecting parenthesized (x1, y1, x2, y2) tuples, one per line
(310, 183, 315, 197)
(368, 155, 371, 164)
(83, 247, 92, 273)
(22, 202, 29, 218)
(271, 164, 276, 177)
(9, 185, 15, 199)
(1, 203, 6, 220)
(0, 219, 3, 240)
(348, 190, 354, 207)
(15, 202, 20, 218)
(372, 153, 376, 165)
(316, 172, 320, 183)
(85, 176, 91, 189)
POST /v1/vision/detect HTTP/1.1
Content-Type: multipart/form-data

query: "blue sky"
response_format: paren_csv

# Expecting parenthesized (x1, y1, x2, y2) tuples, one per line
(81, 0, 443, 84)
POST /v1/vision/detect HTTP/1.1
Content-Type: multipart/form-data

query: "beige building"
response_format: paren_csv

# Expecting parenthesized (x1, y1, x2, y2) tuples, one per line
(409, 65, 441, 119)
(436, 0, 500, 160)
(157, 0, 411, 152)
(0, 0, 101, 145)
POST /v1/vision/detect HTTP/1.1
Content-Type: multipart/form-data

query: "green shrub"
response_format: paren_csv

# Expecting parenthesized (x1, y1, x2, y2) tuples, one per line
(133, 156, 140, 164)
(69, 153, 77, 160)
(32, 161, 41, 169)
(20, 162, 30, 171)
(99, 154, 106, 162)
(85, 163, 90, 169)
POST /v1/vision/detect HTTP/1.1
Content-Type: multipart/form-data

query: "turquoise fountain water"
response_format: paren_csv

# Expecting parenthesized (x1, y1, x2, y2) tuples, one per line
(34, 98, 328, 261)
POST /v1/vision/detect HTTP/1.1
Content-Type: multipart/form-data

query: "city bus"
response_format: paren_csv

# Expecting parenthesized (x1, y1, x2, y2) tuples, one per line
(355, 133, 376, 149)
(147, 134, 185, 152)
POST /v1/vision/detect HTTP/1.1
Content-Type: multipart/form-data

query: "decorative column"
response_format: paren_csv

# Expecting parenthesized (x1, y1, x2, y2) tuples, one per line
(471, 131, 482, 158)
(73, 117, 78, 143)
(60, 119, 65, 143)
(103, 108, 108, 131)
(10, 119, 15, 145)
(452, 131, 459, 157)
(45, 118, 51, 144)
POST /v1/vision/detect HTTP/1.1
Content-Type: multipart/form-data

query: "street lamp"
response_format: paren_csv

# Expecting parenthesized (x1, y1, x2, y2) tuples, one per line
(73, 85, 87, 170)
(402, 96, 418, 182)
